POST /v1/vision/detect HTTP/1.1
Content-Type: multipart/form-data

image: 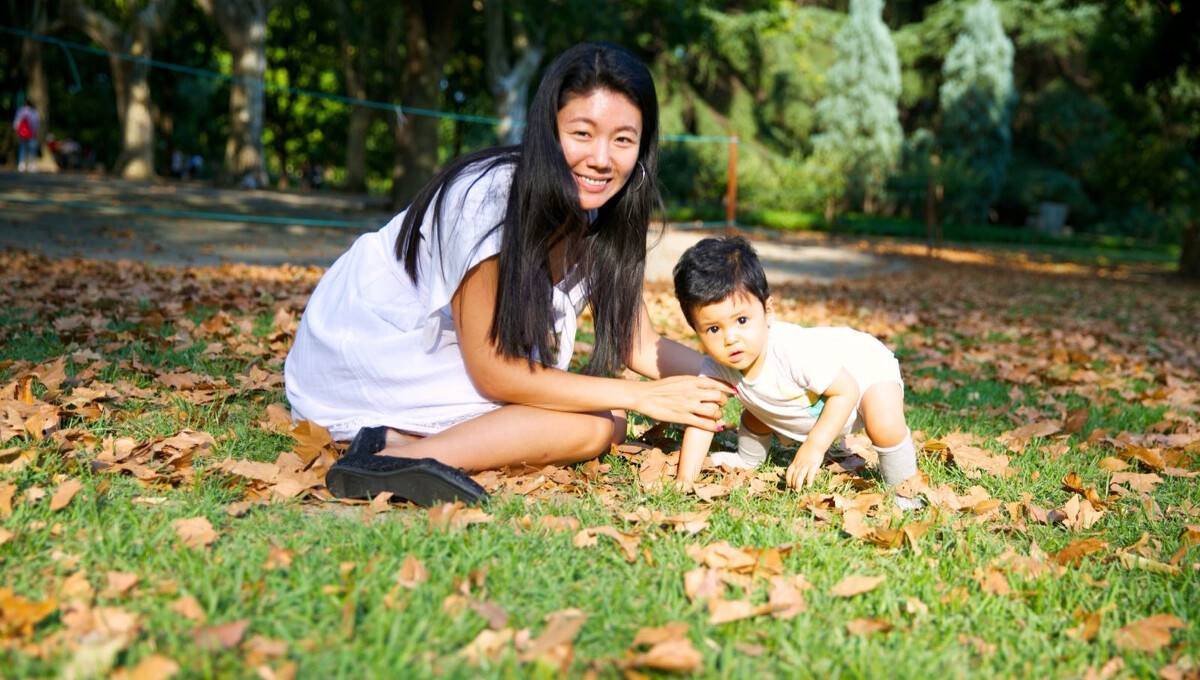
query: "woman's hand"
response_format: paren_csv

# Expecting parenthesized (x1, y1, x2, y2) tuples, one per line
(631, 376, 733, 431)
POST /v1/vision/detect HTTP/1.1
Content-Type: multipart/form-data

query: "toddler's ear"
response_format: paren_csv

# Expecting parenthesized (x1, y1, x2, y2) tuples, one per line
(765, 296, 776, 323)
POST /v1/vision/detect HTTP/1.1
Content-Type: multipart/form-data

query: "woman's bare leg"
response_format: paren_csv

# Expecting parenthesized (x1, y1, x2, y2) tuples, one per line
(376, 406, 626, 471)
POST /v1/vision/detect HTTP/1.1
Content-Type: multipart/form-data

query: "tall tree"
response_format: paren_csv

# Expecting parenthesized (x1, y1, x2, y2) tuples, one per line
(485, 0, 543, 145)
(386, 1, 464, 210)
(61, 0, 174, 179)
(197, 0, 271, 188)
(938, 0, 1015, 224)
(812, 0, 903, 213)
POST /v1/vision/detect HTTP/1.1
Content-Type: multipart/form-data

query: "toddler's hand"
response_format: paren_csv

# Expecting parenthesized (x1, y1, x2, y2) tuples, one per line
(785, 448, 824, 490)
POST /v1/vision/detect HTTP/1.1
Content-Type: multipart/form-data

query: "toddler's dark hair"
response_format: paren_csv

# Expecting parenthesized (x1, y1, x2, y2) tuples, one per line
(672, 236, 769, 327)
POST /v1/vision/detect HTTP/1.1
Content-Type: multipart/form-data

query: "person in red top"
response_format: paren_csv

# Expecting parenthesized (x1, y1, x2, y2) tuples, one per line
(13, 102, 40, 172)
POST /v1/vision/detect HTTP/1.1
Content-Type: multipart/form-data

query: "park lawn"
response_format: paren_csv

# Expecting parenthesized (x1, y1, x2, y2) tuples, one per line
(0, 249, 1198, 678)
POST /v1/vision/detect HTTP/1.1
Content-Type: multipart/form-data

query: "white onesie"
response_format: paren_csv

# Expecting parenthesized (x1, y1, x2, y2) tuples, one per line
(701, 322, 902, 442)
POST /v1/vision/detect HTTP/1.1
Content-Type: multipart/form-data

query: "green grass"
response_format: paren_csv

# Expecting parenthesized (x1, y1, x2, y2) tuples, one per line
(1, 253, 1198, 677)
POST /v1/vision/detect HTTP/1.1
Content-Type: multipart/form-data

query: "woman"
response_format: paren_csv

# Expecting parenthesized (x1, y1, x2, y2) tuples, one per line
(285, 42, 731, 505)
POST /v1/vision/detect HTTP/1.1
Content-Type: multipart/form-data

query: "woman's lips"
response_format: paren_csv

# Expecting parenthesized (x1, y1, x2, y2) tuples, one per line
(574, 173, 611, 193)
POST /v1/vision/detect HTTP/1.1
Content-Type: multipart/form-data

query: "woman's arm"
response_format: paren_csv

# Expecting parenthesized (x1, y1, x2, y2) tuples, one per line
(785, 368, 859, 489)
(625, 302, 706, 379)
(453, 258, 731, 430)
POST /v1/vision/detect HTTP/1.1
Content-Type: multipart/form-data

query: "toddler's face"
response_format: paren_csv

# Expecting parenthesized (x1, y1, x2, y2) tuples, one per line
(691, 292, 771, 375)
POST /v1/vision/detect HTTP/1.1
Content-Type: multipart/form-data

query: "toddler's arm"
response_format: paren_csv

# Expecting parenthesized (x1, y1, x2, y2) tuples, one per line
(675, 425, 715, 491)
(785, 368, 859, 489)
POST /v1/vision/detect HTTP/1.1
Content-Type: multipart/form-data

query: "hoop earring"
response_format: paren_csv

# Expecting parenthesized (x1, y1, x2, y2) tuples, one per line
(629, 161, 647, 192)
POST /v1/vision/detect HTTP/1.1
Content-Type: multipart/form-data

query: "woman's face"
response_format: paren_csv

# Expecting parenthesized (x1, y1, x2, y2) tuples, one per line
(556, 88, 643, 211)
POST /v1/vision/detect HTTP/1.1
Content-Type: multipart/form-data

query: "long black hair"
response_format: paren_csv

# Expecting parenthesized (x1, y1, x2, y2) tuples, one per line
(395, 42, 661, 376)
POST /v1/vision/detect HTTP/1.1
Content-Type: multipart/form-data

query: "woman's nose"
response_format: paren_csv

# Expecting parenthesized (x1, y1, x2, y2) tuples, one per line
(587, 141, 611, 169)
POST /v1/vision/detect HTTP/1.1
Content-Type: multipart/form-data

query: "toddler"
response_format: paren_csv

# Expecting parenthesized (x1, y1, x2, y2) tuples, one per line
(672, 237, 920, 508)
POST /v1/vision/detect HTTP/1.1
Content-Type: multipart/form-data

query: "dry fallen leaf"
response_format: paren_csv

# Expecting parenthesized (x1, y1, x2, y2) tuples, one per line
(573, 526, 640, 563)
(1113, 614, 1186, 653)
(101, 572, 139, 599)
(172, 516, 218, 550)
(846, 618, 892, 636)
(120, 654, 180, 680)
(395, 555, 428, 589)
(626, 623, 702, 674)
(169, 595, 206, 623)
(193, 619, 250, 651)
(830, 575, 885, 598)
(1052, 538, 1109, 566)
(50, 478, 84, 511)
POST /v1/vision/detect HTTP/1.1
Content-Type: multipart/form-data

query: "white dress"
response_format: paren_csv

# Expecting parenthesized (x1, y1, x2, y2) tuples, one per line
(284, 162, 588, 440)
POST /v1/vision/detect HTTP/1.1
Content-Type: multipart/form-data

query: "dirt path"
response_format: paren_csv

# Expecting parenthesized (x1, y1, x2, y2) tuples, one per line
(0, 171, 905, 282)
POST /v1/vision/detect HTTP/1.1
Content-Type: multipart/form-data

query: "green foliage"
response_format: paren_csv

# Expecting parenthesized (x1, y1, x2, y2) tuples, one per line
(812, 0, 903, 212)
(938, 0, 1016, 224)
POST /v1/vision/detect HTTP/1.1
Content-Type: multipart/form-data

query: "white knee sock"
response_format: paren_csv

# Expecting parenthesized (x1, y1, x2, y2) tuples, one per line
(874, 430, 917, 487)
(737, 421, 772, 467)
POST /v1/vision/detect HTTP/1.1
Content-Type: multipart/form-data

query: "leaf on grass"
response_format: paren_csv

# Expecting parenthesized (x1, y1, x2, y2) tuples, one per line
(846, 618, 892, 636)
(172, 517, 218, 550)
(948, 445, 1010, 478)
(1097, 457, 1129, 472)
(538, 515, 581, 532)
(120, 654, 180, 680)
(1117, 552, 1181, 576)
(458, 628, 516, 666)
(193, 619, 249, 651)
(427, 502, 494, 530)
(683, 567, 724, 604)
(470, 600, 510, 631)
(1113, 614, 1186, 653)
(686, 541, 757, 571)
(1052, 537, 1108, 566)
(1061, 496, 1105, 531)
(1063, 408, 1089, 435)
(1110, 472, 1163, 494)
(626, 623, 701, 673)
(1122, 446, 1165, 471)
(0, 481, 15, 517)
(50, 478, 83, 511)
(395, 555, 428, 589)
(830, 575, 885, 598)
(0, 587, 57, 639)
(169, 595, 206, 623)
(707, 598, 761, 625)
(573, 526, 640, 563)
(101, 572, 139, 599)
(973, 567, 1012, 596)
(1066, 610, 1102, 642)
(767, 575, 810, 619)
(519, 608, 587, 663)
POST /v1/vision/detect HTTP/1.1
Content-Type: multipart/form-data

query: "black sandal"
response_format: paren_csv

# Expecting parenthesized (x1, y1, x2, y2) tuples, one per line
(326, 427, 487, 506)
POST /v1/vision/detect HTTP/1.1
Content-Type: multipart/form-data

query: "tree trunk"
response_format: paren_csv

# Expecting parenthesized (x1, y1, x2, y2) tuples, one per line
(1180, 220, 1200, 279)
(199, 0, 270, 189)
(61, 0, 172, 180)
(339, 38, 370, 192)
(388, 2, 462, 210)
(485, 0, 543, 146)
(20, 0, 52, 169)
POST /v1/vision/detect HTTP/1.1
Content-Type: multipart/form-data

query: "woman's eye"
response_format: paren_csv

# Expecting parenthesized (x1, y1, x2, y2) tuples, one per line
(617, 135, 636, 145)
(573, 131, 590, 139)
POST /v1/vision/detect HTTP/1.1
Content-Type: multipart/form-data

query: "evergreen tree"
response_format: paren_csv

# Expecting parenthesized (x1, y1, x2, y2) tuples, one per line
(812, 0, 902, 213)
(938, 0, 1015, 224)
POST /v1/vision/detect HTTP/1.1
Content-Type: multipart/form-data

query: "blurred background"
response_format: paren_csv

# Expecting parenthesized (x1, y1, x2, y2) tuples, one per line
(1, 0, 1197, 276)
